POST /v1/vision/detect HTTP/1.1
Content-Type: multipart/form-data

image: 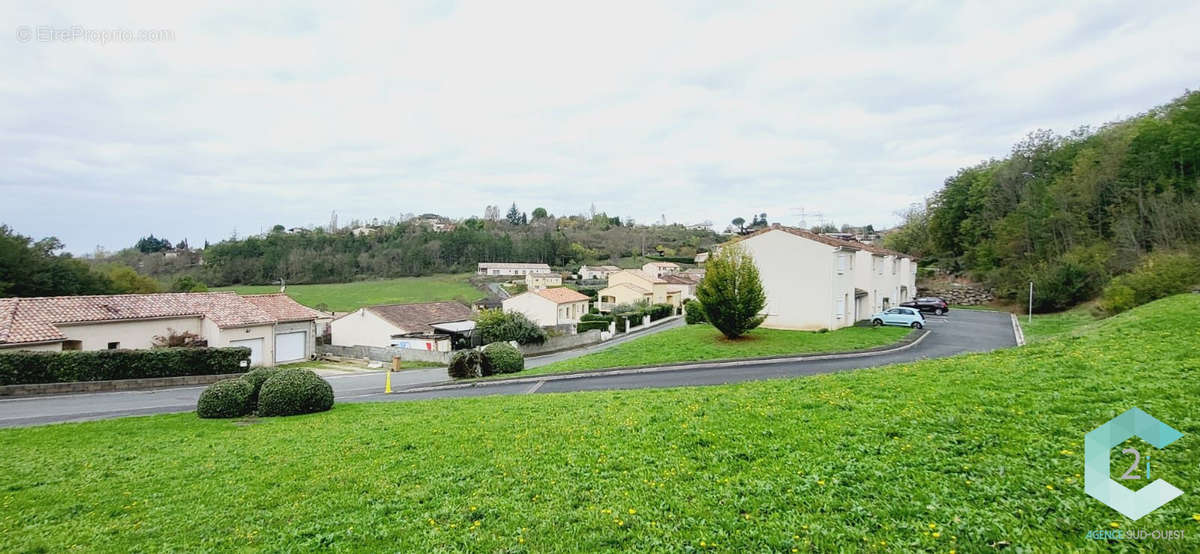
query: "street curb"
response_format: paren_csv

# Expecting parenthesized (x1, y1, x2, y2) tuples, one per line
(398, 328, 930, 394)
(524, 316, 683, 360)
(0, 373, 248, 398)
(1011, 313, 1026, 346)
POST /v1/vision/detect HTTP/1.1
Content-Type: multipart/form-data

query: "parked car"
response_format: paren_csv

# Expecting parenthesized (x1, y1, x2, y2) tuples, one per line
(871, 307, 926, 328)
(900, 297, 949, 315)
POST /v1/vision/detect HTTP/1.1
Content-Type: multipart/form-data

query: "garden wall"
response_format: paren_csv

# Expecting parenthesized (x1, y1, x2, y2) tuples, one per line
(518, 329, 603, 357)
(318, 344, 452, 364)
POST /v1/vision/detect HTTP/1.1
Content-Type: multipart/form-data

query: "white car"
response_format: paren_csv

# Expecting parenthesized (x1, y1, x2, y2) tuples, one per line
(871, 306, 926, 329)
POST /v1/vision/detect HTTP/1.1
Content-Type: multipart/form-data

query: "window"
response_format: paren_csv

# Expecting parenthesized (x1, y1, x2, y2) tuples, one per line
(107, 342, 120, 350)
(63, 340, 82, 351)
(835, 296, 846, 318)
(892, 260, 898, 275)
(837, 254, 847, 274)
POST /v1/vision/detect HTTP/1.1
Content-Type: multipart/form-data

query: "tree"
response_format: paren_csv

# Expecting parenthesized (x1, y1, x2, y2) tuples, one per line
(695, 244, 766, 339)
(135, 235, 172, 253)
(531, 207, 548, 220)
(731, 217, 746, 233)
(483, 205, 501, 221)
(101, 264, 162, 294)
(271, 225, 285, 233)
(171, 276, 208, 292)
(506, 203, 522, 225)
(475, 309, 546, 344)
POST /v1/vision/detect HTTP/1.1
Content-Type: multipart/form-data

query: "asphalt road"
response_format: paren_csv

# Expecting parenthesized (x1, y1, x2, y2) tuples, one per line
(0, 310, 1014, 427)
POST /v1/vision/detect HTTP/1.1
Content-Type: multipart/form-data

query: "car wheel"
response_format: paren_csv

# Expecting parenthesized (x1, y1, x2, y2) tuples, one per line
(911, 322, 922, 329)
(872, 319, 883, 327)
(935, 308, 944, 315)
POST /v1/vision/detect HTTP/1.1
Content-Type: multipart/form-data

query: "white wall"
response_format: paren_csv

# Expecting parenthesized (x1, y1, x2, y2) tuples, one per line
(213, 323, 276, 366)
(56, 316, 204, 351)
(330, 308, 404, 348)
(502, 293, 558, 327)
(739, 229, 856, 331)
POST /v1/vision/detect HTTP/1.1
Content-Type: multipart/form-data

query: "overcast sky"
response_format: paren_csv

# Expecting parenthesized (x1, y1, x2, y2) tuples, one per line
(2, 1, 1198, 254)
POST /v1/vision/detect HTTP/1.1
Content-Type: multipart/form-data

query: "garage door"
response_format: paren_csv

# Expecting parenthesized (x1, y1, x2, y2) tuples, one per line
(275, 331, 307, 364)
(230, 338, 264, 366)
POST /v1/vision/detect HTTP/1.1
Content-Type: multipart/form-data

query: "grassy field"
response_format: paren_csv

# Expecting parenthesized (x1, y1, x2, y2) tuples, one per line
(1021, 303, 1103, 343)
(3, 295, 1199, 552)
(215, 274, 483, 312)
(518, 324, 911, 378)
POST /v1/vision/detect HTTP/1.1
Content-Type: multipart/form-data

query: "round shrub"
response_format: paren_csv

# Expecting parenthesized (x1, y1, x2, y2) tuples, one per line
(256, 370, 334, 417)
(196, 378, 253, 419)
(448, 349, 483, 379)
(241, 367, 283, 406)
(482, 342, 524, 374)
(684, 299, 707, 324)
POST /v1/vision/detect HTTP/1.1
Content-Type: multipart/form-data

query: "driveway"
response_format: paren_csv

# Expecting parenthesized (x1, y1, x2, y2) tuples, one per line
(0, 310, 1015, 427)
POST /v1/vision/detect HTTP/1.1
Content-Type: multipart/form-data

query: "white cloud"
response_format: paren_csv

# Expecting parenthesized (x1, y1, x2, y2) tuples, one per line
(1, 0, 1198, 251)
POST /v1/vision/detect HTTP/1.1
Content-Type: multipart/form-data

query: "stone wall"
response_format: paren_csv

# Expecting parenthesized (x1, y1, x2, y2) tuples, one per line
(318, 344, 453, 364)
(518, 329, 603, 357)
(916, 284, 995, 305)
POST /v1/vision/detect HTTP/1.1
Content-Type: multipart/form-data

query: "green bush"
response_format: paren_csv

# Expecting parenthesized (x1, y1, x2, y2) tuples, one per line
(1100, 252, 1200, 314)
(475, 309, 547, 345)
(481, 342, 524, 374)
(0, 347, 251, 386)
(648, 303, 675, 321)
(1027, 248, 1108, 312)
(684, 299, 707, 324)
(196, 378, 253, 419)
(576, 320, 611, 333)
(241, 367, 283, 407)
(580, 313, 613, 323)
(256, 370, 334, 417)
(696, 244, 766, 339)
(448, 350, 483, 379)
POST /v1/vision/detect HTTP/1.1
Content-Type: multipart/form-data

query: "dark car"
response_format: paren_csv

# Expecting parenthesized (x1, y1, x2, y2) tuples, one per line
(899, 297, 949, 315)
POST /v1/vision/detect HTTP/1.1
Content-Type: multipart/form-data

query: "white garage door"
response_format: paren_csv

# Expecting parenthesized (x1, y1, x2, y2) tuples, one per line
(275, 331, 307, 364)
(230, 338, 264, 366)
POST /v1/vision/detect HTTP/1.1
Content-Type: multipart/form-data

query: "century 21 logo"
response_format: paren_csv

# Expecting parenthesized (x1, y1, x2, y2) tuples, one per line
(1084, 407, 1184, 520)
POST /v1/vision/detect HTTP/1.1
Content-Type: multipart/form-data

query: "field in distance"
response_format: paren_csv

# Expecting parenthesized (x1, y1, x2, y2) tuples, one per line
(216, 273, 483, 312)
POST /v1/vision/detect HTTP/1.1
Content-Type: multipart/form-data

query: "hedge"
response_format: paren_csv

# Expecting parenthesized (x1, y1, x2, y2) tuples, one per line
(256, 370, 334, 417)
(196, 378, 254, 419)
(580, 313, 613, 323)
(481, 342, 524, 374)
(648, 303, 675, 321)
(241, 367, 284, 406)
(0, 347, 251, 386)
(684, 299, 707, 324)
(448, 350, 483, 379)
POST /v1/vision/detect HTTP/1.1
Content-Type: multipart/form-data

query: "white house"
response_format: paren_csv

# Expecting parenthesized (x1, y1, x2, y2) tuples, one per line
(476, 262, 552, 276)
(331, 302, 475, 350)
(525, 272, 563, 290)
(641, 261, 681, 279)
(661, 273, 702, 302)
(579, 265, 621, 280)
(731, 225, 918, 330)
(0, 292, 323, 366)
(502, 287, 590, 327)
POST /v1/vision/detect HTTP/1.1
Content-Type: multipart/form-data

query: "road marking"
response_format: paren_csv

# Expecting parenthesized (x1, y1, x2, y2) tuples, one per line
(526, 380, 546, 394)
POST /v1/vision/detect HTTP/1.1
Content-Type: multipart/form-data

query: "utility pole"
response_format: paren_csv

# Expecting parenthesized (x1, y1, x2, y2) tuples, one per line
(1028, 282, 1034, 324)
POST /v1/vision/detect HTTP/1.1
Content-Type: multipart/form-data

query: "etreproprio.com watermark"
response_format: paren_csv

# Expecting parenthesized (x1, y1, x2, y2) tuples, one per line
(16, 25, 174, 44)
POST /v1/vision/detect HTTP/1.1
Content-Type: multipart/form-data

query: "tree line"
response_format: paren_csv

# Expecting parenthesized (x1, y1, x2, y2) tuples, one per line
(885, 90, 1200, 310)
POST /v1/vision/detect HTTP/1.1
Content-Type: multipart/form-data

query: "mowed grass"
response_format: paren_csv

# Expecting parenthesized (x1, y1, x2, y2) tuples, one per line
(215, 273, 482, 312)
(4, 295, 1200, 552)
(520, 323, 911, 377)
(1022, 303, 1103, 343)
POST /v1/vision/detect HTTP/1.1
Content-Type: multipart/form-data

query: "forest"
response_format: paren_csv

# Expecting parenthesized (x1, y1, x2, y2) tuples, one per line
(885, 90, 1200, 310)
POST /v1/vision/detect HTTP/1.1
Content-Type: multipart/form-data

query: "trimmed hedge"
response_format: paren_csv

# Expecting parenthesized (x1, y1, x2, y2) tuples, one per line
(241, 367, 283, 406)
(684, 299, 707, 324)
(482, 342, 524, 374)
(196, 378, 254, 419)
(580, 313, 613, 323)
(0, 347, 251, 386)
(256, 370, 334, 417)
(648, 303, 675, 321)
(576, 320, 611, 333)
(448, 350, 483, 379)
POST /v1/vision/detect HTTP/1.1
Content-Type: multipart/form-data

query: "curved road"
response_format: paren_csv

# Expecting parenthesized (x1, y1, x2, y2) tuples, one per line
(0, 310, 1015, 427)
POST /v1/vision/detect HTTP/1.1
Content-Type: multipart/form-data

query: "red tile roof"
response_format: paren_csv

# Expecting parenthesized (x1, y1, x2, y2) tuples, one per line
(534, 287, 590, 304)
(364, 302, 474, 334)
(243, 294, 328, 322)
(732, 225, 918, 259)
(0, 292, 311, 346)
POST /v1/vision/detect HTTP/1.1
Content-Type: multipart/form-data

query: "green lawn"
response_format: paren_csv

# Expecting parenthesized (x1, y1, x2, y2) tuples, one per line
(3, 295, 1200, 551)
(517, 324, 912, 378)
(1021, 303, 1103, 343)
(215, 273, 483, 312)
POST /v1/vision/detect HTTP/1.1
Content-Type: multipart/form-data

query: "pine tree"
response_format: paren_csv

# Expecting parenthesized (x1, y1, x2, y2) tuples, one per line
(695, 244, 766, 339)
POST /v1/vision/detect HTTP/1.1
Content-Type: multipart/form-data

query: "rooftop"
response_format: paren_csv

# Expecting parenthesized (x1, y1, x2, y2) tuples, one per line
(534, 287, 590, 304)
(365, 302, 475, 334)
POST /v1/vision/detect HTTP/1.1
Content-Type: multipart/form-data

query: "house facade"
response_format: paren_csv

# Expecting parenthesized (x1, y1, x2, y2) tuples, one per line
(331, 301, 475, 350)
(524, 272, 563, 290)
(476, 262, 552, 276)
(661, 273, 701, 302)
(596, 270, 681, 312)
(0, 292, 322, 366)
(578, 265, 621, 280)
(641, 261, 681, 279)
(731, 225, 917, 330)
(502, 287, 590, 327)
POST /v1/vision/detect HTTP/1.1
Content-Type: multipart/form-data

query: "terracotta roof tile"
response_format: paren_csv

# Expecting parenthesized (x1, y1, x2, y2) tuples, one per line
(731, 225, 918, 259)
(534, 287, 590, 304)
(364, 302, 474, 334)
(243, 294, 327, 322)
(0, 292, 290, 346)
